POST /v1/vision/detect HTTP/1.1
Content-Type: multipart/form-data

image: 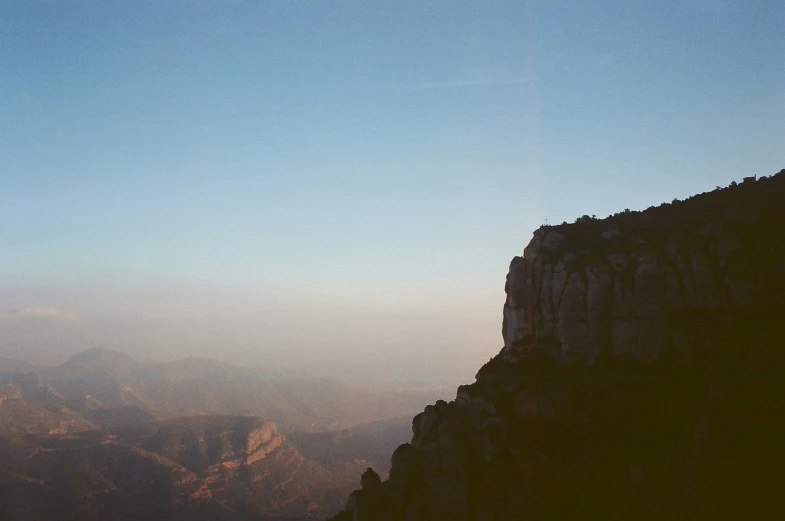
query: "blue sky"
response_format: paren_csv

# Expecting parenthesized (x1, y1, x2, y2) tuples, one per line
(1, 1, 783, 378)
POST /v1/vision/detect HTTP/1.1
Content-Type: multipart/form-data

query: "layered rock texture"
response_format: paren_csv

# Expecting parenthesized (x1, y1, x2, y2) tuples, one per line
(331, 170, 785, 520)
(503, 174, 785, 365)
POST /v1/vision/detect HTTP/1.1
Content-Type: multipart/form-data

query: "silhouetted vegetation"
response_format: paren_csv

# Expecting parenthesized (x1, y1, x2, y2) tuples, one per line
(540, 170, 785, 270)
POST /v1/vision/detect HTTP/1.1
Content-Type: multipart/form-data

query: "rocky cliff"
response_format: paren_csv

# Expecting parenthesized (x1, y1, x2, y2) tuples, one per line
(331, 170, 785, 520)
(503, 173, 785, 365)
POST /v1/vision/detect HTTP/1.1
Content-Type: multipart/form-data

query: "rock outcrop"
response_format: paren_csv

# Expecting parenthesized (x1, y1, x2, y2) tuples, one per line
(502, 175, 785, 364)
(331, 170, 785, 520)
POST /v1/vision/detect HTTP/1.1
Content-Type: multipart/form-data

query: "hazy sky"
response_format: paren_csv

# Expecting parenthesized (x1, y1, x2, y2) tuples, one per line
(1, 1, 783, 381)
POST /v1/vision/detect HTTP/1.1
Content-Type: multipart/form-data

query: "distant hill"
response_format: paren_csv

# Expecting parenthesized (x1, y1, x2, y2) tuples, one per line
(1, 348, 440, 434)
(48, 347, 146, 379)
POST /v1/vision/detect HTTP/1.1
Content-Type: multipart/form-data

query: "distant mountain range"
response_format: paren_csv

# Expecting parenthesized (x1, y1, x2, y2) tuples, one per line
(0, 347, 440, 435)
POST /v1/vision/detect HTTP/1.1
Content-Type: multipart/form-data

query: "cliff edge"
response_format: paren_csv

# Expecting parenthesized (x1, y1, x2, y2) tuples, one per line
(330, 170, 785, 521)
(503, 172, 785, 364)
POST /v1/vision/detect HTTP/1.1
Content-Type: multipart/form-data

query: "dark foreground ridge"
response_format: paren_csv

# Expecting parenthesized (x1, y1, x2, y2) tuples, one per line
(330, 170, 785, 520)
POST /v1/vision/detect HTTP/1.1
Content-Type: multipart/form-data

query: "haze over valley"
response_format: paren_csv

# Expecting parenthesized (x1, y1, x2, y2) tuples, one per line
(2, 1, 783, 520)
(0, 282, 496, 386)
